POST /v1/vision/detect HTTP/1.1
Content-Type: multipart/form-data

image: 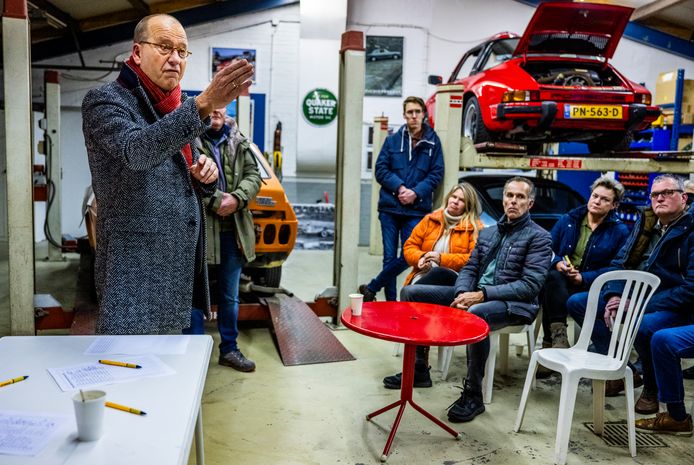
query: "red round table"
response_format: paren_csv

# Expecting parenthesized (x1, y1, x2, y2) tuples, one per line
(341, 301, 489, 461)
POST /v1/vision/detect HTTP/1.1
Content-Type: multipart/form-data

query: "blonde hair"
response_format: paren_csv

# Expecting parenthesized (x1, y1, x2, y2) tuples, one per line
(443, 182, 482, 239)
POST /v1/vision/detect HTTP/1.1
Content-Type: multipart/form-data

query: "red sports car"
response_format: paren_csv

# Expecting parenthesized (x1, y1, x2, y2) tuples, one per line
(426, 2, 660, 153)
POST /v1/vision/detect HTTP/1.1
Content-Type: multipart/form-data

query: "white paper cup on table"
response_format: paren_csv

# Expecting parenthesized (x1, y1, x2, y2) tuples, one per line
(349, 293, 364, 316)
(72, 390, 106, 441)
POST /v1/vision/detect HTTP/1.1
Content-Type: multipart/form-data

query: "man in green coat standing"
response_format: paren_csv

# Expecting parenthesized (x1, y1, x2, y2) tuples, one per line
(192, 106, 261, 371)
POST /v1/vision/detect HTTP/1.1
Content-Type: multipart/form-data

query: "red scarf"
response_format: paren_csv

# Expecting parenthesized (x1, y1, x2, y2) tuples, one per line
(126, 55, 192, 167)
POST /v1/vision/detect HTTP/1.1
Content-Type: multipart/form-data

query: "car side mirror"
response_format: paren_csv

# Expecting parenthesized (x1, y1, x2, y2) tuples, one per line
(428, 75, 443, 85)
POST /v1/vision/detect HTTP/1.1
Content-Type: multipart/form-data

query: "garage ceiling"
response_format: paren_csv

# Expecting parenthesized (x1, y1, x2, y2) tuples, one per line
(0, 0, 692, 62)
(0, 0, 297, 62)
(619, 0, 694, 40)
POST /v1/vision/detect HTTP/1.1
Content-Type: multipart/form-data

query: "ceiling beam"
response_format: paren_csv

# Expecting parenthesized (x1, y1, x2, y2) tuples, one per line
(631, 0, 688, 21)
(79, 0, 214, 32)
(126, 0, 151, 15)
(32, 0, 298, 62)
(27, 0, 74, 29)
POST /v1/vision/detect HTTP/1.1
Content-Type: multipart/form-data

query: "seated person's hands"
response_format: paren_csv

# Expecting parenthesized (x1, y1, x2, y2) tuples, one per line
(566, 268, 583, 285)
(451, 291, 484, 310)
(417, 251, 442, 271)
(604, 296, 630, 330)
(555, 261, 572, 274)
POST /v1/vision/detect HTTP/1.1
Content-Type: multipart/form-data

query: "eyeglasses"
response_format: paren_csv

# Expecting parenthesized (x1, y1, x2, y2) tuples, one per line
(649, 189, 683, 199)
(139, 41, 192, 59)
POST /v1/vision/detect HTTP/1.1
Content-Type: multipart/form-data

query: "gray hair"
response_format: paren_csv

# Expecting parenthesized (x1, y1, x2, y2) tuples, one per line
(503, 176, 536, 200)
(652, 174, 685, 191)
(590, 176, 624, 203)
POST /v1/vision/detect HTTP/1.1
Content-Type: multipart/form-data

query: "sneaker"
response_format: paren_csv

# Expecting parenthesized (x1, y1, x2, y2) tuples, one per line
(635, 412, 693, 437)
(219, 350, 256, 372)
(550, 322, 569, 349)
(605, 370, 643, 397)
(383, 367, 432, 389)
(635, 388, 659, 414)
(447, 384, 485, 423)
(358, 284, 377, 302)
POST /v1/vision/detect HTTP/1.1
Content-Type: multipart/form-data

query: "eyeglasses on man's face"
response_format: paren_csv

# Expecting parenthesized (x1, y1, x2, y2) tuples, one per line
(649, 189, 683, 200)
(140, 41, 192, 59)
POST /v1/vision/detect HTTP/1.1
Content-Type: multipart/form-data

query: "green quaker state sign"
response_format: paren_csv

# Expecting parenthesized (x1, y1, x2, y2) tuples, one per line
(302, 88, 338, 126)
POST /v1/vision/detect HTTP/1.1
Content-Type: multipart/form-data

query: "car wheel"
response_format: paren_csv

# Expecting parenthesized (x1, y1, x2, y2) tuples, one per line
(587, 132, 633, 153)
(261, 266, 282, 288)
(393, 54, 400, 60)
(370, 57, 377, 62)
(463, 97, 491, 144)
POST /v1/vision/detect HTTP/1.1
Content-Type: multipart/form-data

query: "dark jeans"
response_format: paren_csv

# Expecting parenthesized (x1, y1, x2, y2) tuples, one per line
(400, 284, 524, 391)
(414, 266, 458, 286)
(368, 212, 421, 301)
(541, 269, 587, 343)
(184, 231, 244, 354)
(633, 311, 694, 398)
(566, 291, 611, 354)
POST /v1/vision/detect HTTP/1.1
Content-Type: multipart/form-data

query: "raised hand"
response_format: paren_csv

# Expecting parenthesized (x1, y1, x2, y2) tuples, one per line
(195, 59, 254, 118)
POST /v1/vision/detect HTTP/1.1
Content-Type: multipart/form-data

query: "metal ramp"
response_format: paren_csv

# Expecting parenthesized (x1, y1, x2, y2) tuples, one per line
(264, 294, 354, 366)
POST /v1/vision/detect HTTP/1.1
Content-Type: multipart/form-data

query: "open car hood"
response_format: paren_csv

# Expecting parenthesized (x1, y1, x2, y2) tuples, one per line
(513, 2, 633, 60)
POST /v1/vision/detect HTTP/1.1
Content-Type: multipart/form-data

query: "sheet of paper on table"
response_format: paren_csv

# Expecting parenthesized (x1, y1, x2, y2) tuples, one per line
(84, 335, 191, 355)
(0, 410, 70, 456)
(47, 354, 175, 392)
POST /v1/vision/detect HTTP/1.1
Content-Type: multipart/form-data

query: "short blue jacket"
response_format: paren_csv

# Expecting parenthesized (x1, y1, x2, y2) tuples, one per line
(375, 123, 444, 217)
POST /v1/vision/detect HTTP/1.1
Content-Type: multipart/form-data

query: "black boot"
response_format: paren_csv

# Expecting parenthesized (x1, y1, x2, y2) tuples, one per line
(447, 380, 485, 422)
(383, 362, 432, 389)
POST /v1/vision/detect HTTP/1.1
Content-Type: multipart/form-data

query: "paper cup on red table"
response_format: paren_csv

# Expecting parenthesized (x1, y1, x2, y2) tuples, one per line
(349, 293, 364, 316)
(72, 390, 106, 441)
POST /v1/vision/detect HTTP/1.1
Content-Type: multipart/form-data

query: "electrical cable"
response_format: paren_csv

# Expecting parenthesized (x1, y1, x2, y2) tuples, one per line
(42, 133, 62, 249)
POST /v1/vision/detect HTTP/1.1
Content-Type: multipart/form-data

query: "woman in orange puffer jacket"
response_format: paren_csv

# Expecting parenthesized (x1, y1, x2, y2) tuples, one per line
(402, 182, 483, 287)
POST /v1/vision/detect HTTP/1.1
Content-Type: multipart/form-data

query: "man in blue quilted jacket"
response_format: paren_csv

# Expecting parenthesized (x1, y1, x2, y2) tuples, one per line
(387, 177, 552, 423)
(359, 96, 444, 302)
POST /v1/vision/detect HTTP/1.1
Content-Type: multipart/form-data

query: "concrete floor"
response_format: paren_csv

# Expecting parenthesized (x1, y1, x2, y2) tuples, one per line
(0, 243, 692, 464)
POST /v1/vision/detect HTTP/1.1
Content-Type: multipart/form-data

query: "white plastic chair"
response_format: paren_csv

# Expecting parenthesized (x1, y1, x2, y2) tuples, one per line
(438, 323, 536, 404)
(514, 270, 660, 465)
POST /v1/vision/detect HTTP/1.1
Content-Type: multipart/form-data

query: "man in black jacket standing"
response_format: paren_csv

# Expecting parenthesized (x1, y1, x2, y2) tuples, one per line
(388, 177, 552, 423)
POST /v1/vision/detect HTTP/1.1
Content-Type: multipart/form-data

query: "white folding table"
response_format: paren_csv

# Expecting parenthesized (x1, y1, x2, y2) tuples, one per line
(0, 335, 212, 465)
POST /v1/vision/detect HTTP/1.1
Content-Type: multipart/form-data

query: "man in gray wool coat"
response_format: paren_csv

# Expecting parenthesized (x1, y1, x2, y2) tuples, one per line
(82, 14, 253, 334)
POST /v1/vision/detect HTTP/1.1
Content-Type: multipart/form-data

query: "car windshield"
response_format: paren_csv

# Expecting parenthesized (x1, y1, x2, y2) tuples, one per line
(253, 154, 272, 180)
(481, 38, 519, 71)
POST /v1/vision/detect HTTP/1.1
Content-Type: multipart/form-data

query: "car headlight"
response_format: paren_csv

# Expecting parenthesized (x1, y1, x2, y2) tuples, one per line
(501, 90, 539, 102)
